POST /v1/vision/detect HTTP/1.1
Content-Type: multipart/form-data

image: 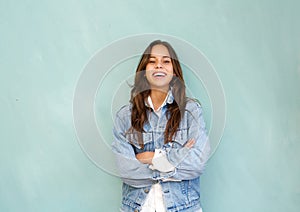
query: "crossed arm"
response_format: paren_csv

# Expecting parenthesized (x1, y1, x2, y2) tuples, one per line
(112, 101, 210, 186)
(136, 139, 196, 164)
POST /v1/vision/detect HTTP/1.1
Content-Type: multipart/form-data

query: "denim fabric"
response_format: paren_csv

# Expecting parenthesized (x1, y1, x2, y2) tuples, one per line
(112, 98, 210, 212)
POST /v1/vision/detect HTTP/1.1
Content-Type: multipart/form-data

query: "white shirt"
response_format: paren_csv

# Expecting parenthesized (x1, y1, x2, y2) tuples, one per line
(141, 92, 174, 212)
(141, 92, 203, 212)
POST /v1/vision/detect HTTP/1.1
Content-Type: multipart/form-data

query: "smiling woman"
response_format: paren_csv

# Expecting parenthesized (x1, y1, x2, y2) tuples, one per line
(111, 40, 210, 212)
(145, 45, 174, 94)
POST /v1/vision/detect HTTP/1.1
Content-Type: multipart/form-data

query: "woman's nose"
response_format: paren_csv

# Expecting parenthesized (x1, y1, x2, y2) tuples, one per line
(155, 61, 163, 68)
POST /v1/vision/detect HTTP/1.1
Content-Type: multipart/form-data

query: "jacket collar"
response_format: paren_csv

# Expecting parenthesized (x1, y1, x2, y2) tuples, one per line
(145, 89, 174, 110)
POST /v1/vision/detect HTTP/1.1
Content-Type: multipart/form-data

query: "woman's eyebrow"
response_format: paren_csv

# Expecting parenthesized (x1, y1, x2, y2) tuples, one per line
(149, 55, 171, 58)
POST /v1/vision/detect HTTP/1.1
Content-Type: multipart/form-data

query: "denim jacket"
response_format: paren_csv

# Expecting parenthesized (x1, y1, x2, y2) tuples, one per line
(111, 96, 210, 212)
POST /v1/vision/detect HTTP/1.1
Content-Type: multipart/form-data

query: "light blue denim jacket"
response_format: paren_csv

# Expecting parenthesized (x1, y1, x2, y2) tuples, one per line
(112, 95, 210, 212)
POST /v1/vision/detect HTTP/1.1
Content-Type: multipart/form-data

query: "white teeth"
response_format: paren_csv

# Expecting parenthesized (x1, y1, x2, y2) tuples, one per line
(153, 72, 166, 77)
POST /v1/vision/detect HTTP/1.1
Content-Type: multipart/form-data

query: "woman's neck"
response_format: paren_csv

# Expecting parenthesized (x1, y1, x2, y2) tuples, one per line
(150, 89, 168, 110)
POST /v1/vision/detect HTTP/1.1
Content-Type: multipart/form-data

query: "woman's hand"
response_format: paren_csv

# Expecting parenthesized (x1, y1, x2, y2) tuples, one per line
(136, 151, 155, 164)
(135, 139, 194, 165)
(184, 139, 195, 149)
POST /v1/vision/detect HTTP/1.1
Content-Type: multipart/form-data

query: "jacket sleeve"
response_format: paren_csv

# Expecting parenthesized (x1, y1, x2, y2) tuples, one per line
(165, 101, 211, 180)
(111, 112, 175, 187)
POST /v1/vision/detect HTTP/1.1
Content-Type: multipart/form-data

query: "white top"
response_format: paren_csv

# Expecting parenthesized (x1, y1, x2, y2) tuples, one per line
(141, 92, 174, 212)
(141, 92, 203, 212)
(146, 91, 175, 172)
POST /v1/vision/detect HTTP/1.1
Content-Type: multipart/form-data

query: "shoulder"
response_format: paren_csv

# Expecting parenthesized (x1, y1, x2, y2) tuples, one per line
(185, 97, 203, 112)
(113, 104, 132, 130)
(115, 104, 132, 120)
(184, 98, 207, 126)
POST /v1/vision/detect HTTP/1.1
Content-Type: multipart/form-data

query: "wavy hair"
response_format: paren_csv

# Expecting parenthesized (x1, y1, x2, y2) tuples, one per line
(129, 40, 186, 148)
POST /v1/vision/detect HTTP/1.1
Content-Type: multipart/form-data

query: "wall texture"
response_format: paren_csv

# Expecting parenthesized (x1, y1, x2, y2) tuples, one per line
(1, 0, 299, 211)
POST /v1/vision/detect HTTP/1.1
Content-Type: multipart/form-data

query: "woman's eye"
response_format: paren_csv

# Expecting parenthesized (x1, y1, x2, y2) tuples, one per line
(148, 60, 155, 64)
(163, 60, 171, 64)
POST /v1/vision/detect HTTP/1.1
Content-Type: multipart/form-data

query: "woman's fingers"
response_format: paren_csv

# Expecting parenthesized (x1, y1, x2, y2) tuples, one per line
(184, 139, 195, 148)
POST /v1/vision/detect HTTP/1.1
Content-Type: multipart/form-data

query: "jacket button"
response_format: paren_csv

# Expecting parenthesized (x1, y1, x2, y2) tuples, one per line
(144, 188, 149, 193)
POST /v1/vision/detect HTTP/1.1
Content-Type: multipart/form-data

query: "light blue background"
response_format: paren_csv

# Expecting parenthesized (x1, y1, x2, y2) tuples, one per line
(1, 0, 299, 211)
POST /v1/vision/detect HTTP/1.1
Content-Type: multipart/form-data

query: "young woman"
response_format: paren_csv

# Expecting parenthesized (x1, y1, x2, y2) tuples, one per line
(112, 40, 210, 212)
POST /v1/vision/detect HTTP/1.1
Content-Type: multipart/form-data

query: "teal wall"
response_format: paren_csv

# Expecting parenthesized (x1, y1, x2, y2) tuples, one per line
(1, 0, 299, 211)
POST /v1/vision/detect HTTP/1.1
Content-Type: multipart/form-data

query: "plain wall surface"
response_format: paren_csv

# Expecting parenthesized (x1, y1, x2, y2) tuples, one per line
(1, 0, 299, 211)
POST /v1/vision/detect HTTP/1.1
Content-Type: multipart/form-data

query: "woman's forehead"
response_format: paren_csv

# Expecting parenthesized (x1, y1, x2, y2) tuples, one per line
(150, 44, 170, 57)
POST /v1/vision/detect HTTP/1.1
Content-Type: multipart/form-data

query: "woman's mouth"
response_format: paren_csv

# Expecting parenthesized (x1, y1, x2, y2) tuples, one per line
(153, 71, 167, 78)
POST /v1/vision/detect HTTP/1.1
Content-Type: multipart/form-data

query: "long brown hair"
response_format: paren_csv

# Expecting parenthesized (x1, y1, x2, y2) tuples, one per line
(129, 40, 186, 148)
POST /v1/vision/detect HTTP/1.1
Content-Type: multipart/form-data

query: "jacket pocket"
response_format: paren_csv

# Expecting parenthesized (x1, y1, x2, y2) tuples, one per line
(125, 131, 153, 149)
(172, 128, 188, 147)
(122, 183, 146, 207)
(179, 178, 200, 202)
(187, 177, 201, 202)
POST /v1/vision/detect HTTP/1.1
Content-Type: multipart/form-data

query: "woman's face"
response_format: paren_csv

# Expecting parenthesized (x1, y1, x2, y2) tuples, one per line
(145, 44, 174, 92)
